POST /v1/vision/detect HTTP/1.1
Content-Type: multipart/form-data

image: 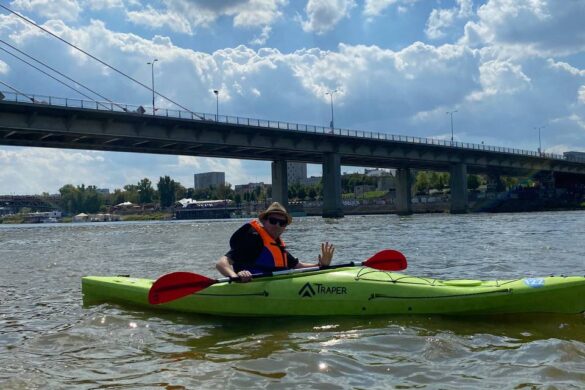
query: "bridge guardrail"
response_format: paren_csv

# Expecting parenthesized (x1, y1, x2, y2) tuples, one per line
(1, 90, 567, 161)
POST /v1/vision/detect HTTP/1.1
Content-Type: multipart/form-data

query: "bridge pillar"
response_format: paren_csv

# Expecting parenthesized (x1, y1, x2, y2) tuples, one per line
(322, 153, 343, 218)
(450, 163, 468, 214)
(271, 160, 288, 208)
(395, 168, 413, 215)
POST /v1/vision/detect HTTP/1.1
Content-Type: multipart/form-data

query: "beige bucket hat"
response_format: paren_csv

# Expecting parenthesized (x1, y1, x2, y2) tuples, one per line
(258, 202, 292, 225)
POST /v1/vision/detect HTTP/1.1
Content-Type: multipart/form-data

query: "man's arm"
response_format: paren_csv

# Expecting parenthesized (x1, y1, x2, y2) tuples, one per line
(216, 255, 253, 282)
(216, 255, 238, 278)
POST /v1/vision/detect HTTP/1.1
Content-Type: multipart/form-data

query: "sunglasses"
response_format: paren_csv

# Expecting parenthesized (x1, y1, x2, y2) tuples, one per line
(267, 217, 288, 227)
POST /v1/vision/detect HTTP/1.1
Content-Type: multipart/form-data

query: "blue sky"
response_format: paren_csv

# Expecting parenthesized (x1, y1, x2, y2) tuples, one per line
(1, 0, 584, 194)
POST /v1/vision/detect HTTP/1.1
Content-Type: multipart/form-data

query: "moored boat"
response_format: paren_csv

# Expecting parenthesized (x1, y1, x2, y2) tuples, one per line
(81, 267, 585, 316)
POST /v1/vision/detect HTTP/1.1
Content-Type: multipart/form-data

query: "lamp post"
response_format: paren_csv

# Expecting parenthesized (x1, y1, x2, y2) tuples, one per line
(446, 110, 457, 143)
(325, 90, 337, 130)
(147, 59, 158, 114)
(535, 126, 546, 154)
(213, 89, 219, 121)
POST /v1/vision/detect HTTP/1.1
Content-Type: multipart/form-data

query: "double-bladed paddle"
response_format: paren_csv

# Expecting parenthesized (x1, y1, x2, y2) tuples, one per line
(148, 249, 407, 305)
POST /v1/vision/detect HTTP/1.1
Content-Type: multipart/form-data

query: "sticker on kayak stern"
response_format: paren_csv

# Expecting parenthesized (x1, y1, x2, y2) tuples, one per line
(523, 278, 545, 288)
(299, 282, 347, 298)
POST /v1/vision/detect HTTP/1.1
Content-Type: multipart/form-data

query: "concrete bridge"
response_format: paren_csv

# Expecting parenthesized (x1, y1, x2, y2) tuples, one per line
(2, 92, 585, 217)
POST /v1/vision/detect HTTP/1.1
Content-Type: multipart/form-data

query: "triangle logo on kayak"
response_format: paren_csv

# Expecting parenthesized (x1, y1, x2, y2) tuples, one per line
(299, 282, 316, 298)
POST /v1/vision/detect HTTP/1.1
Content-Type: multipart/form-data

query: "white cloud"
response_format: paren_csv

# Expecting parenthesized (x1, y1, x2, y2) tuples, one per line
(363, 0, 396, 17)
(250, 25, 272, 46)
(467, 59, 531, 101)
(0, 147, 108, 194)
(231, 0, 286, 27)
(126, 6, 193, 34)
(578, 86, 585, 105)
(10, 0, 82, 22)
(425, 8, 456, 40)
(173, 156, 258, 187)
(547, 59, 585, 77)
(425, 0, 473, 40)
(462, 0, 585, 57)
(177, 156, 201, 168)
(301, 0, 355, 35)
(126, 0, 286, 32)
(363, 0, 417, 18)
(83, 0, 125, 11)
(0, 60, 9, 74)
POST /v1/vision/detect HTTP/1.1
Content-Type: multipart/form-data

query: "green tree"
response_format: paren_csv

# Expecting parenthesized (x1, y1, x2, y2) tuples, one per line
(83, 185, 102, 213)
(193, 187, 212, 200)
(58, 184, 104, 214)
(215, 183, 233, 200)
(175, 183, 187, 201)
(185, 187, 196, 199)
(111, 189, 126, 205)
(288, 183, 299, 199)
(414, 171, 430, 194)
(297, 186, 307, 200)
(59, 184, 79, 214)
(123, 184, 139, 204)
(157, 176, 179, 208)
(137, 178, 155, 204)
(429, 172, 449, 190)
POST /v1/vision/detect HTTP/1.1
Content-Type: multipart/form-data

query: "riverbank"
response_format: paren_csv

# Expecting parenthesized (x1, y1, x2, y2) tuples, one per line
(2, 199, 583, 224)
(0, 211, 173, 224)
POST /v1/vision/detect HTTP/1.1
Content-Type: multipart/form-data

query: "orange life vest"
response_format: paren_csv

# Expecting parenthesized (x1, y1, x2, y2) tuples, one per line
(249, 219, 288, 269)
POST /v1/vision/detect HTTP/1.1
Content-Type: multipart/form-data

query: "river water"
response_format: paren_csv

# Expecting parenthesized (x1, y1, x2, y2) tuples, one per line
(1, 211, 585, 389)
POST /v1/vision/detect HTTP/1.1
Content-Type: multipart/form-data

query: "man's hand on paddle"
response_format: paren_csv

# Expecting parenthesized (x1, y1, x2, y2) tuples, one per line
(237, 270, 253, 282)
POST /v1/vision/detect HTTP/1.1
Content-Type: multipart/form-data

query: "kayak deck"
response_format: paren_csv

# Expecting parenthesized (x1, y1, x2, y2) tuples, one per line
(82, 268, 585, 316)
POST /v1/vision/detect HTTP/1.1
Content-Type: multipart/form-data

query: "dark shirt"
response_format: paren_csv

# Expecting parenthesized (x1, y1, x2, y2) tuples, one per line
(225, 223, 299, 271)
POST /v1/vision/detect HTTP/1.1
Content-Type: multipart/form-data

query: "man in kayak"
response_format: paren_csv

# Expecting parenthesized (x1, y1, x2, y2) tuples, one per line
(216, 202, 335, 282)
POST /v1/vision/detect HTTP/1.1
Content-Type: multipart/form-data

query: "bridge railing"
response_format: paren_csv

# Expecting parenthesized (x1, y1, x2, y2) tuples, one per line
(1, 90, 567, 161)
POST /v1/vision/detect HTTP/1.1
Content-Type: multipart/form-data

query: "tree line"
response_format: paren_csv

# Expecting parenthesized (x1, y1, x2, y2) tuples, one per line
(58, 176, 184, 214)
(56, 171, 515, 214)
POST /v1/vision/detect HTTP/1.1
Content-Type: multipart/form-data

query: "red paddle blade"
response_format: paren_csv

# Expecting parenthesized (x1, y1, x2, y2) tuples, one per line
(363, 249, 407, 271)
(148, 272, 216, 305)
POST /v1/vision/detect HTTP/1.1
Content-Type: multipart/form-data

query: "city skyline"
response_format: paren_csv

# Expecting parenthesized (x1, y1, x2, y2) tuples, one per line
(1, 0, 584, 194)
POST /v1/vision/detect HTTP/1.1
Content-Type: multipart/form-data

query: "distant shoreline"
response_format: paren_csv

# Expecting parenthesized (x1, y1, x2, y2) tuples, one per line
(2, 200, 583, 225)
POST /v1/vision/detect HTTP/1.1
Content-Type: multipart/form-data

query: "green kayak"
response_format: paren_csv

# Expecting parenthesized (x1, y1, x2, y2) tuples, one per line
(82, 267, 585, 316)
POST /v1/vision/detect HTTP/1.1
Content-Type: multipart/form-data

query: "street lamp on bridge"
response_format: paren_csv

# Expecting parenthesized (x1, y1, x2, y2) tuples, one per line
(147, 59, 158, 114)
(213, 89, 219, 121)
(535, 125, 546, 154)
(446, 110, 457, 143)
(325, 90, 337, 131)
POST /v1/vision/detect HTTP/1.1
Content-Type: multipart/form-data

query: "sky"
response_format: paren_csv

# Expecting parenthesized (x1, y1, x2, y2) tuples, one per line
(0, 0, 584, 195)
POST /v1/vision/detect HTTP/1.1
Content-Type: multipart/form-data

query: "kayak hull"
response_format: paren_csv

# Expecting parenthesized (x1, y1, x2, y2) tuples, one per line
(82, 268, 585, 316)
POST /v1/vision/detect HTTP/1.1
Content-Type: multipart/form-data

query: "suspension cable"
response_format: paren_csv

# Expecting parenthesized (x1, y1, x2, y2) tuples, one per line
(0, 80, 35, 102)
(0, 46, 117, 109)
(0, 3, 204, 119)
(0, 39, 127, 111)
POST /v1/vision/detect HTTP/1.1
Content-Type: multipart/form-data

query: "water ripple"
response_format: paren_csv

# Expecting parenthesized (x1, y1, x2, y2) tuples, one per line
(2, 212, 585, 388)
